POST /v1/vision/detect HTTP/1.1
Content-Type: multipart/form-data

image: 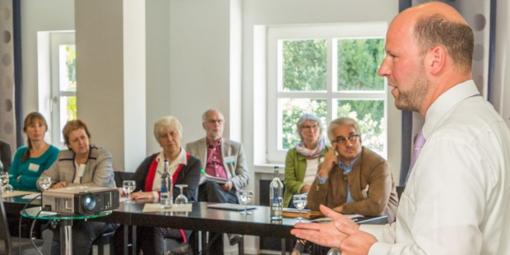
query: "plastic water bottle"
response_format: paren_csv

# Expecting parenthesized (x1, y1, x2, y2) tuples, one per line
(160, 160, 173, 208)
(270, 166, 283, 222)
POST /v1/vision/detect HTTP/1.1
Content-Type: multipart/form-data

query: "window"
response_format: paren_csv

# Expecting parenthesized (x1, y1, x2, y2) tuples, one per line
(267, 24, 390, 162)
(38, 31, 77, 147)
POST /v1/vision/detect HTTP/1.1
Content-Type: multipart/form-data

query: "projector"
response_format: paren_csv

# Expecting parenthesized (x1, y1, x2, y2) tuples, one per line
(42, 185, 119, 215)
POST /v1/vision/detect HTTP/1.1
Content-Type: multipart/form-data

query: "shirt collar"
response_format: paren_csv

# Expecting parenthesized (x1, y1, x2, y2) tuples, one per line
(158, 147, 188, 166)
(338, 153, 361, 175)
(207, 137, 222, 147)
(422, 80, 480, 140)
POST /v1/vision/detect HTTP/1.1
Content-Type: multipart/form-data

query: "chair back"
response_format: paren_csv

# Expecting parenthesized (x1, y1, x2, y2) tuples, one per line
(114, 171, 134, 187)
(0, 195, 13, 255)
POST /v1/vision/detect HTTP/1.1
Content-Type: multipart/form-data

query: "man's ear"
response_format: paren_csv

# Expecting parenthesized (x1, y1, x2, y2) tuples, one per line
(426, 45, 447, 75)
(202, 122, 207, 130)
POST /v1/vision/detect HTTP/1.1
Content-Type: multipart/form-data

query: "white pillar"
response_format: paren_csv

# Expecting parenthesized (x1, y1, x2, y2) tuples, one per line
(75, 0, 146, 172)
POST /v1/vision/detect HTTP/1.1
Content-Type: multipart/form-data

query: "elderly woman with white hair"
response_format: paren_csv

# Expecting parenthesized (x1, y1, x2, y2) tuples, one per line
(283, 113, 329, 208)
(130, 115, 201, 255)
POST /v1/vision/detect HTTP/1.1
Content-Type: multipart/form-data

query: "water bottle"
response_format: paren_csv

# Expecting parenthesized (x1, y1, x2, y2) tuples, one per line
(160, 160, 173, 208)
(270, 166, 283, 222)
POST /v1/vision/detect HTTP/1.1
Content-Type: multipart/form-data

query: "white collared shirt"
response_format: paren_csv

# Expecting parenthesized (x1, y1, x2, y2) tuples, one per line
(363, 80, 510, 254)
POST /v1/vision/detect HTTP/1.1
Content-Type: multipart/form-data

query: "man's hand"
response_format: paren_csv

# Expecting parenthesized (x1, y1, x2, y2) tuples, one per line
(318, 148, 338, 177)
(291, 205, 358, 249)
(338, 224, 377, 255)
(222, 181, 233, 191)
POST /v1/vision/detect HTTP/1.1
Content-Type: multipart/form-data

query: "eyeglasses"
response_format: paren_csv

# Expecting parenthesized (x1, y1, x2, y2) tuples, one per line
(301, 124, 318, 130)
(334, 134, 360, 144)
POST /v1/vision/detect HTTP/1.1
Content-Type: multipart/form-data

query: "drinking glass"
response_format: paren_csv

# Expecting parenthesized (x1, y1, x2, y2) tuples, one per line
(326, 248, 342, 255)
(292, 193, 307, 222)
(122, 180, 136, 203)
(237, 190, 253, 215)
(174, 184, 188, 204)
(0, 172, 13, 193)
(37, 176, 52, 191)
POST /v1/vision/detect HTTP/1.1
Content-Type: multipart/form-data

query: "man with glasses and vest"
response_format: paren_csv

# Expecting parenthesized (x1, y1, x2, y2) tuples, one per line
(307, 117, 398, 223)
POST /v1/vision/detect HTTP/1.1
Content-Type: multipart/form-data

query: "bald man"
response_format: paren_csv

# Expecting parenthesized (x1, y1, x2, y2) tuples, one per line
(291, 2, 510, 255)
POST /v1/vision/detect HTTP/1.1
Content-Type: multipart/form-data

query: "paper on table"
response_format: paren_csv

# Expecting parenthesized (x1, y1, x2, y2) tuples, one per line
(22, 192, 41, 199)
(1, 190, 35, 198)
(311, 213, 364, 223)
(142, 203, 192, 213)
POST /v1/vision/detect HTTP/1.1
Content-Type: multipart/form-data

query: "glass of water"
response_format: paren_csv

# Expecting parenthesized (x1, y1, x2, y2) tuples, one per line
(122, 180, 136, 203)
(0, 172, 13, 193)
(237, 190, 254, 215)
(292, 193, 308, 222)
(174, 184, 188, 204)
(37, 176, 52, 191)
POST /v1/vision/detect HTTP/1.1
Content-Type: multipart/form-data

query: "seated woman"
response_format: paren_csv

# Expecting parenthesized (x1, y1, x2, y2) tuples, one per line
(9, 112, 59, 191)
(284, 113, 328, 208)
(37, 119, 116, 255)
(131, 116, 201, 255)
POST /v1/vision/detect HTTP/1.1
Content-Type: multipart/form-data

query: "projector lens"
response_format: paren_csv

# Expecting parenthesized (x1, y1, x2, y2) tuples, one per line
(82, 194, 97, 212)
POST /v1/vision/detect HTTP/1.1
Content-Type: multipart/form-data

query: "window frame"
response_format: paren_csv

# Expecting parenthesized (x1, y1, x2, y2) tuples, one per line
(49, 31, 76, 147)
(266, 23, 390, 163)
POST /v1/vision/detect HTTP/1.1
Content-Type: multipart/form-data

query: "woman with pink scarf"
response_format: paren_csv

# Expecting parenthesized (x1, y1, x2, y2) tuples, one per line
(283, 113, 328, 208)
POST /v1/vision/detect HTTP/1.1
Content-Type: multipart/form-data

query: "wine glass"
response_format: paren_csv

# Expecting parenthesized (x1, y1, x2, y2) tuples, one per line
(292, 193, 307, 222)
(237, 190, 254, 215)
(37, 176, 52, 191)
(174, 184, 188, 204)
(122, 180, 136, 203)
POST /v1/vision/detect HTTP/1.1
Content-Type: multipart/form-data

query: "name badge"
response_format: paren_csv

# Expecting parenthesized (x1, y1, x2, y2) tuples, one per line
(224, 156, 236, 164)
(28, 163, 40, 172)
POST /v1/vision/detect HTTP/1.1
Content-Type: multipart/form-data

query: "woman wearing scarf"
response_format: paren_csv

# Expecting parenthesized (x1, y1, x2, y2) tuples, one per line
(283, 113, 328, 208)
(130, 116, 201, 255)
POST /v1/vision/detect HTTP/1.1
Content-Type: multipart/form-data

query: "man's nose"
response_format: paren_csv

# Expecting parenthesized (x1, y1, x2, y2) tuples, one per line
(378, 57, 391, 77)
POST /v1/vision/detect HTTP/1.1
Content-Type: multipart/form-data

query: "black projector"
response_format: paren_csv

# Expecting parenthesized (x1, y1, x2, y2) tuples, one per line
(42, 185, 119, 215)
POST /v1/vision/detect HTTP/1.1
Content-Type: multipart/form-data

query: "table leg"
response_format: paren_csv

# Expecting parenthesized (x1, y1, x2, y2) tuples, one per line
(201, 231, 207, 254)
(132, 225, 137, 255)
(60, 220, 73, 255)
(123, 225, 128, 255)
(281, 238, 286, 255)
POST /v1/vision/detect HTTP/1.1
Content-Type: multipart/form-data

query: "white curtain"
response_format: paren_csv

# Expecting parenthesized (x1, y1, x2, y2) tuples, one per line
(0, 0, 17, 152)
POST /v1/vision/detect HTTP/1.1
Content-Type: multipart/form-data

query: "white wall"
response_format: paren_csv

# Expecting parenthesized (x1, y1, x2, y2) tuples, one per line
(145, 0, 238, 153)
(20, 0, 74, 129)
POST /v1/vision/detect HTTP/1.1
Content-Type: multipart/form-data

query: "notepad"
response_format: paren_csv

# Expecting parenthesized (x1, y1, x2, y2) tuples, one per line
(207, 203, 256, 211)
(142, 203, 192, 213)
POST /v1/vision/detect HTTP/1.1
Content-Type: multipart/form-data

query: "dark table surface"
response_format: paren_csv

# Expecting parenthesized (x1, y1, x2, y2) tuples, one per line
(4, 196, 387, 239)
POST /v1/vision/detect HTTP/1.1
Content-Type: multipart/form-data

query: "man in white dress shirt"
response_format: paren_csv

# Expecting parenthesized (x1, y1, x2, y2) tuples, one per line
(291, 2, 510, 255)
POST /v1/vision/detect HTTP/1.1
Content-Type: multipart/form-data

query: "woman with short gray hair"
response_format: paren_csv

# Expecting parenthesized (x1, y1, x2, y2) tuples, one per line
(130, 115, 201, 255)
(283, 113, 329, 207)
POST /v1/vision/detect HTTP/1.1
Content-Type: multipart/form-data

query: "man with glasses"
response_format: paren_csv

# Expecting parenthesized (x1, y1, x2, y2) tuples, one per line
(186, 109, 249, 253)
(307, 117, 398, 222)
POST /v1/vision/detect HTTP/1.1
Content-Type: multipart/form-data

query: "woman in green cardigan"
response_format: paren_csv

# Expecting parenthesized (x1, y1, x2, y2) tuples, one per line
(284, 113, 328, 207)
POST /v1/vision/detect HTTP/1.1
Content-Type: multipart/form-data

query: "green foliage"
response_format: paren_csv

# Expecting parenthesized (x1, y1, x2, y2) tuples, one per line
(283, 40, 327, 91)
(338, 39, 385, 90)
(279, 38, 386, 154)
(281, 99, 327, 149)
(66, 96, 77, 120)
(65, 45, 76, 89)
